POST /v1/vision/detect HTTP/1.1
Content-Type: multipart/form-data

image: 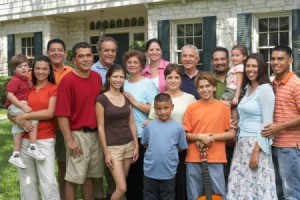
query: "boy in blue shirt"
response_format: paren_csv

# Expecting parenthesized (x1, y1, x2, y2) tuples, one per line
(141, 93, 188, 199)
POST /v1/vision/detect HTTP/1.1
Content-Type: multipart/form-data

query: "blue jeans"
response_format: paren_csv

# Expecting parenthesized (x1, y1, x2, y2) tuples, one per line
(143, 175, 175, 200)
(272, 146, 300, 200)
(186, 162, 225, 200)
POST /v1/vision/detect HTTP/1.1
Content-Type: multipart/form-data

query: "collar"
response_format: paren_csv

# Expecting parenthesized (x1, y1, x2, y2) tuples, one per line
(97, 60, 110, 70)
(273, 71, 294, 86)
(14, 72, 28, 81)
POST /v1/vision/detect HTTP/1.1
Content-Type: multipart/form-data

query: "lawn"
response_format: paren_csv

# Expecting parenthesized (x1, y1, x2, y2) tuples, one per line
(0, 108, 7, 118)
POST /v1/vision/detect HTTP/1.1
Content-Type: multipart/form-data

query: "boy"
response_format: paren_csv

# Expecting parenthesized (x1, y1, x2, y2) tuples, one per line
(5, 54, 44, 168)
(141, 93, 188, 199)
(183, 72, 235, 199)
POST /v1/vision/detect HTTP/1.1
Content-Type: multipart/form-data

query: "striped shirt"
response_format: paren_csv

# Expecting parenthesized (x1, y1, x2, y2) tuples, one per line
(272, 72, 300, 147)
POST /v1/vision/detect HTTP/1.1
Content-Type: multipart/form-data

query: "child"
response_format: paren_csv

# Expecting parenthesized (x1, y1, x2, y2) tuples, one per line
(221, 45, 248, 121)
(141, 93, 188, 200)
(5, 54, 45, 168)
(184, 72, 235, 199)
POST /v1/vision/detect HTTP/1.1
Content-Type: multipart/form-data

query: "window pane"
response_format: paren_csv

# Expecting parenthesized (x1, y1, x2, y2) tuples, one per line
(103, 20, 108, 28)
(92, 46, 97, 54)
(96, 21, 101, 30)
(131, 18, 137, 27)
(259, 48, 269, 61)
(21, 48, 26, 55)
(28, 48, 32, 57)
(27, 37, 32, 46)
(259, 33, 268, 46)
(194, 37, 202, 49)
(116, 19, 122, 28)
(279, 17, 289, 31)
(280, 32, 289, 45)
(22, 38, 26, 46)
(138, 17, 145, 26)
(177, 38, 184, 50)
(194, 23, 202, 36)
(186, 24, 193, 36)
(186, 37, 193, 45)
(177, 52, 182, 64)
(124, 18, 129, 27)
(110, 20, 115, 28)
(177, 24, 184, 37)
(90, 36, 99, 44)
(269, 32, 278, 46)
(259, 18, 268, 32)
(269, 18, 278, 31)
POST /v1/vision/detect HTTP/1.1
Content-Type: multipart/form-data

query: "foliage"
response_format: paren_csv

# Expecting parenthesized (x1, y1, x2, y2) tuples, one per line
(129, 41, 146, 52)
(0, 76, 11, 108)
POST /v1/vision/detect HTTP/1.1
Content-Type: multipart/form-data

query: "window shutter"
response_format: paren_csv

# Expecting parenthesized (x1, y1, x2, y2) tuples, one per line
(237, 13, 252, 55)
(203, 16, 216, 72)
(34, 32, 43, 58)
(292, 9, 300, 76)
(7, 34, 15, 76)
(157, 20, 170, 61)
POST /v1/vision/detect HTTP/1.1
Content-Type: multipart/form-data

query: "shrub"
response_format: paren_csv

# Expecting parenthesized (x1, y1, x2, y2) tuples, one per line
(0, 76, 11, 108)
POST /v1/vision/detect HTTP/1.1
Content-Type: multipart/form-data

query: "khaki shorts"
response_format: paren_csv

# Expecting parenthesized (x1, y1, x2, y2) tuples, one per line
(65, 130, 104, 184)
(107, 141, 134, 161)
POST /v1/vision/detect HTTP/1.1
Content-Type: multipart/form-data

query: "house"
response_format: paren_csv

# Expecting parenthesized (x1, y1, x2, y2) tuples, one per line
(0, 0, 299, 76)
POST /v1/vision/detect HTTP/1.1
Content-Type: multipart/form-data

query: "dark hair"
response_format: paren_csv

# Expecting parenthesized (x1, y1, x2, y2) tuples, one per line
(97, 37, 118, 52)
(164, 63, 184, 78)
(154, 93, 172, 104)
(72, 42, 92, 58)
(146, 38, 162, 51)
(194, 72, 217, 98)
(104, 64, 126, 93)
(122, 50, 146, 70)
(211, 47, 229, 60)
(47, 39, 66, 52)
(232, 44, 248, 57)
(272, 45, 292, 58)
(242, 53, 270, 89)
(10, 54, 29, 70)
(32, 55, 56, 85)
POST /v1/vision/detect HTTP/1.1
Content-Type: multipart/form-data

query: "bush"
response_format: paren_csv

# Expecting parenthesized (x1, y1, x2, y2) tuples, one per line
(0, 76, 11, 108)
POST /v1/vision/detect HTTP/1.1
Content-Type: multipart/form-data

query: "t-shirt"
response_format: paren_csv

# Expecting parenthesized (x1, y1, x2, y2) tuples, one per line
(124, 78, 158, 138)
(148, 92, 196, 123)
(226, 64, 244, 90)
(55, 71, 102, 130)
(96, 94, 133, 146)
(141, 119, 188, 180)
(24, 83, 57, 139)
(184, 100, 231, 163)
(4, 73, 29, 108)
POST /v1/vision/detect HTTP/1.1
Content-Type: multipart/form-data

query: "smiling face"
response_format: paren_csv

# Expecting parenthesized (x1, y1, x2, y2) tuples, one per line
(181, 48, 199, 70)
(14, 62, 29, 77)
(231, 49, 247, 66)
(154, 100, 173, 122)
(73, 48, 94, 74)
(245, 58, 259, 84)
(108, 69, 125, 91)
(212, 51, 229, 74)
(46, 43, 66, 68)
(147, 42, 162, 62)
(99, 40, 117, 68)
(197, 79, 216, 102)
(125, 56, 142, 75)
(270, 50, 292, 80)
(33, 61, 50, 83)
(166, 70, 182, 91)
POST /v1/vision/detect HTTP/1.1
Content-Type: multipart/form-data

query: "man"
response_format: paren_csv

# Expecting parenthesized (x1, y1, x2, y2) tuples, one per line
(180, 44, 200, 100)
(262, 45, 300, 200)
(55, 42, 104, 200)
(91, 37, 117, 85)
(91, 37, 118, 200)
(47, 39, 73, 200)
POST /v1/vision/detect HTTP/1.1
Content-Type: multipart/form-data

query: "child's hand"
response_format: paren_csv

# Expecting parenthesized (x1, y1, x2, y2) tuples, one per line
(28, 81, 33, 88)
(232, 97, 238, 105)
(199, 134, 214, 146)
(21, 105, 32, 113)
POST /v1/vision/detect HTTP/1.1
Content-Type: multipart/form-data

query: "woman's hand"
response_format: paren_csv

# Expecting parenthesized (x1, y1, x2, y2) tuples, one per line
(105, 153, 114, 170)
(142, 118, 152, 128)
(15, 114, 27, 128)
(67, 138, 82, 159)
(249, 150, 259, 170)
(132, 146, 139, 163)
(123, 92, 137, 106)
(232, 97, 239, 105)
(22, 120, 35, 132)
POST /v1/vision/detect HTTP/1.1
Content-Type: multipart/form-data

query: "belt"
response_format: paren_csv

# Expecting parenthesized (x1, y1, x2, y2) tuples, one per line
(79, 127, 97, 133)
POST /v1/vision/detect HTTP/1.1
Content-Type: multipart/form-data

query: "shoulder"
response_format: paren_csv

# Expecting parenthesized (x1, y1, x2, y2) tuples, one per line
(96, 93, 108, 104)
(159, 59, 170, 68)
(182, 92, 196, 101)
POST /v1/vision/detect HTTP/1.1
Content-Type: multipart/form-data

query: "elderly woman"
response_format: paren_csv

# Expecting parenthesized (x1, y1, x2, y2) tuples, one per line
(123, 50, 158, 200)
(227, 53, 277, 199)
(148, 63, 195, 200)
(142, 38, 170, 92)
(15, 55, 59, 200)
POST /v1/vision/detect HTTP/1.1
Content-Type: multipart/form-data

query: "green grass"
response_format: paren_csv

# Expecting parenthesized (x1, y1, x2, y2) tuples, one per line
(0, 120, 20, 200)
(0, 108, 7, 118)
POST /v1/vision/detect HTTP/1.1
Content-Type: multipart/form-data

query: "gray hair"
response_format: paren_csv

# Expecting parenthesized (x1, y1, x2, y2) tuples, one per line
(97, 37, 118, 52)
(181, 44, 199, 58)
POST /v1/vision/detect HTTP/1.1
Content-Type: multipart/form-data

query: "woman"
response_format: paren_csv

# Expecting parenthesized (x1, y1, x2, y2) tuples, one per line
(15, 55, 59, 200)
(142, 38, 170, 92)
(148, 63, 196, 200)
(123, 50, 158, 200)
(96, 64, 139, 200)
(227, 53, 277, 199)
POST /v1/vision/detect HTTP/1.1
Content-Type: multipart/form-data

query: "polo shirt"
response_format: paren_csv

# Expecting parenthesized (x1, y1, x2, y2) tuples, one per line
(53, 65, 73, 84)
(180, 73, 200, 100)
(215, 74, 226, 100)
(91, 61, 109, 84)
(272, 72, 300, 147)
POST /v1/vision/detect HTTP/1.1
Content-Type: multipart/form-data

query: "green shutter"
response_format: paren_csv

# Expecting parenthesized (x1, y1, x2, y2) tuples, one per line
(203, 16, 216, 72)
(34, 32, 43, 58)
(292, 9, 300, 76)
(157, 20, 170, 61)
(7, 34, 15, 76)
(237, 13, 252, 55)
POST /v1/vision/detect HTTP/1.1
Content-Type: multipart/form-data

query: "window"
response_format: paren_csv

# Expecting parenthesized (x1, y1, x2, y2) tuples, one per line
(110, 20, 115, 28)
(174, 22, 203, 67)
(116, 19, 123, 28)
(90, 36, 99, 62)
(90, 22, 95, 30)
(21, 37, 34, 66)
(131, 18, 137, 27)
(134, 33, 145, 41)
(138, 17, 145, 26)
(256, 16, 291, 75)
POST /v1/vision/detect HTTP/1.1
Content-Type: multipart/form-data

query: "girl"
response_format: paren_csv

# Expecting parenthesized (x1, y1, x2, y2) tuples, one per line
(96, 64, 139, 200)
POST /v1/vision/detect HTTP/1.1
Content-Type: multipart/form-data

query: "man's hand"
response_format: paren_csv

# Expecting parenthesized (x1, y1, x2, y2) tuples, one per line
(67, 138, 82, 158)
(261, 123, 282, 138)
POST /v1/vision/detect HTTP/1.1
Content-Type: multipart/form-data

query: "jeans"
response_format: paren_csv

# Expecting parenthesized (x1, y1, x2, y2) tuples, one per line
(144, 175, 175, 200)
(272, 146, 300, 200)
(186, 162, 226, 200)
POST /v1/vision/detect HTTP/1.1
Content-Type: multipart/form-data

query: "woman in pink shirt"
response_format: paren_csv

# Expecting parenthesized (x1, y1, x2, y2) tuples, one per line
(141, 38, 170, 92)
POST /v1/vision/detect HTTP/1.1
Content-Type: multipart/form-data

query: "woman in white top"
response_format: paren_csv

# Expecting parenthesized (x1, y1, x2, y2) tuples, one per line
(148, 63, 196, 200)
